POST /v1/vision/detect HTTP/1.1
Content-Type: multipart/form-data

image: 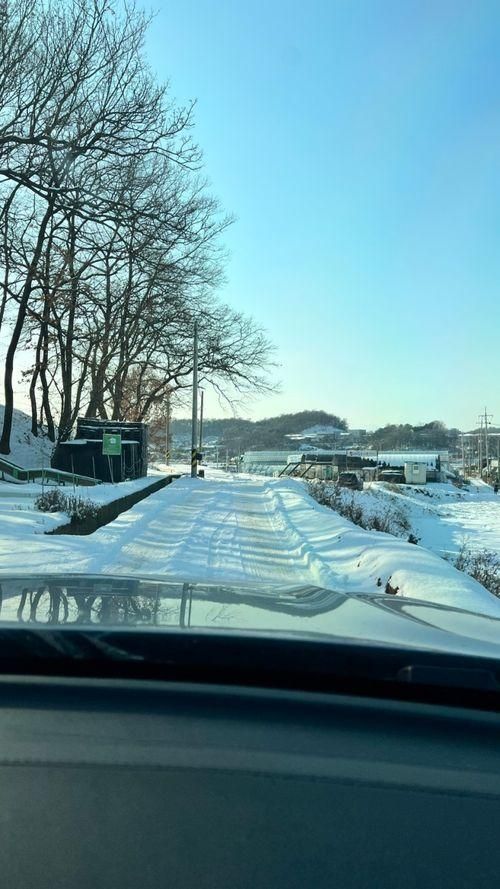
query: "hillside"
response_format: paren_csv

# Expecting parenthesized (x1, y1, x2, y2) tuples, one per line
(0, 407, 54, 468)
(170, 411, 348, 454)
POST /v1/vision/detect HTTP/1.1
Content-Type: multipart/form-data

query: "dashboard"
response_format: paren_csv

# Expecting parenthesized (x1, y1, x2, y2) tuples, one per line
(0, 673, 499, 888)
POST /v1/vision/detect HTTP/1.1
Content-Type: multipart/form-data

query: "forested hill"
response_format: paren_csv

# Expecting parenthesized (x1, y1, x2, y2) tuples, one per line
(171, 411, 347, 452)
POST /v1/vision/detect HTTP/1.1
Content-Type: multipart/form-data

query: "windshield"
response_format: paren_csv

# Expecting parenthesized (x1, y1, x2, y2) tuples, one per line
(2, 574, 500, 655)
(0, 0, 499, 681)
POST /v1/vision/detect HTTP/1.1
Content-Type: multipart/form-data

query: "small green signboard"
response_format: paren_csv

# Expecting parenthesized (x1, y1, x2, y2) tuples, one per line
(102, 433, 122, 456)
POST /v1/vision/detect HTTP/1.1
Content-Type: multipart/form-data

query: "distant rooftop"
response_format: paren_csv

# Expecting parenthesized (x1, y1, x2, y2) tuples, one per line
(286, 424, 346, 440)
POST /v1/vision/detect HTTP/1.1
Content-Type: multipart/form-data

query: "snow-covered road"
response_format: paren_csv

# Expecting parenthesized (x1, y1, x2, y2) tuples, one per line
(74, 475, 339, 584)
(0, 473, 499, 615)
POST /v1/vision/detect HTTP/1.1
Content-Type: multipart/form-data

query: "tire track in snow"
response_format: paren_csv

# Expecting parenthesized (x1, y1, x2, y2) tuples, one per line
(261, 480, 348, 590)
(58, 474, 500, 614)
(87, 479, 221, 576)
(204, 480, 298, 583)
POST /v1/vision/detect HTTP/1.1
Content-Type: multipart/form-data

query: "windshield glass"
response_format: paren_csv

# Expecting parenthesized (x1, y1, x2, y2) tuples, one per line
(0, 0, 499, 675)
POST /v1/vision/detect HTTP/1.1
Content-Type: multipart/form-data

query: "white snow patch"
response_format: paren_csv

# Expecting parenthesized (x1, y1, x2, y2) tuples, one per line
(0, 475, 169, 569)
(0, 474, 496, 617)
(334, 480, 500, 560)
(0, 406, 54, 468)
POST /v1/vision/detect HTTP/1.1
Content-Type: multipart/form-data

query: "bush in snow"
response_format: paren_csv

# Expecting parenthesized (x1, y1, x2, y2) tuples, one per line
(308, 482, 414, 541)
(365, 504, 411, 537)
(309, 482, 335, 508)
(35, 489, 99, 522)
(341, 495, 364, 528)
(34, 489, 67, 513)
(65, 495, 100, 522)
(454, 545, 500, 599)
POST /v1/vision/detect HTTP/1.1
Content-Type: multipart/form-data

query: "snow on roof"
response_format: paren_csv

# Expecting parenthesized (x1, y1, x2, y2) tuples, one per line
(242, 451, 290, 461)
(286, 424, 345, 439)
(62, 438, 140, 446)
(377, 451, 449, 467)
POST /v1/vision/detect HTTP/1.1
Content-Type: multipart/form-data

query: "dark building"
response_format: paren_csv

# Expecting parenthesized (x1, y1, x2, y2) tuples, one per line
(51, 419, 148, 483)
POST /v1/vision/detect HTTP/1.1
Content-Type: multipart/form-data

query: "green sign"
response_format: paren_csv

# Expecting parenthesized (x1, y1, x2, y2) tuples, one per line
(102, 433, 122, 456)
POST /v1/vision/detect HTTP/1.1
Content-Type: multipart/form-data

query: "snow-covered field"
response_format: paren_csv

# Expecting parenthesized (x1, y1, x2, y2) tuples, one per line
(0, 471, 498, 616)
(330, 479, 500, 559)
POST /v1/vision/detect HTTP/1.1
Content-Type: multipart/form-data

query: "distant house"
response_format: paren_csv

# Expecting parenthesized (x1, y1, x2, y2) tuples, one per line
(285, 424, 346, 442)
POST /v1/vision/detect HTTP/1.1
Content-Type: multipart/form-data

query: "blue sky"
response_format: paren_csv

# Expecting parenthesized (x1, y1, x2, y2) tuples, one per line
(145, 0, 500, 429)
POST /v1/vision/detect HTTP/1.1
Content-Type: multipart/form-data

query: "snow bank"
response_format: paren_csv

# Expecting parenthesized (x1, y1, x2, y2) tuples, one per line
(332, 480, 500, 560)
(268, 479, 500, 615)
(0, 475, 168, 574)
(0, 406, 55, 468)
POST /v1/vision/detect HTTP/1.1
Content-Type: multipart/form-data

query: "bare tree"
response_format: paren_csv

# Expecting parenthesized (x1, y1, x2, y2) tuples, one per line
(0, 0, 200, 451)
(0, 0, 275, 453)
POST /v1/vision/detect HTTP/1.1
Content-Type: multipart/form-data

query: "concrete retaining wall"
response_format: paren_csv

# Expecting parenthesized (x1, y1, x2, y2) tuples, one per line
(50, 474, 181, 536)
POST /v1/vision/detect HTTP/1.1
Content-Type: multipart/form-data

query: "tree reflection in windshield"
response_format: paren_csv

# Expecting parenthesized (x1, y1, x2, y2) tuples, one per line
(14, 583, 157, 626)
(0, 575, 343, 630)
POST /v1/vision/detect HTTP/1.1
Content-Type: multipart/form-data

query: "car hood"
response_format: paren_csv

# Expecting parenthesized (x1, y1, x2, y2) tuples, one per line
(1, 573, 500, 661)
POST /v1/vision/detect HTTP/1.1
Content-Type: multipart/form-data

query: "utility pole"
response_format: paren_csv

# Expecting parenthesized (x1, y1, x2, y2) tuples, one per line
(477, 409, 493, 480)
(461, 432, 465, 478)
(478, 417, 483, 478)
(165, 390, 171, 467)
(190, 320, 198, 478)
(484, 407, 492, 480)
(198, 388, 204, 453)
(483, 409, 488, 479)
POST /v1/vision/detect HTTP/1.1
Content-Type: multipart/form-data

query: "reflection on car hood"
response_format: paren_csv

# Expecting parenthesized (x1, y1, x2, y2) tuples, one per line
(1, 573, 500, 660)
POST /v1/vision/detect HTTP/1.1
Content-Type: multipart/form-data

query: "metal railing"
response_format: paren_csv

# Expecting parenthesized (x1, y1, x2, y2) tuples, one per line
(0, 456, 100, 486)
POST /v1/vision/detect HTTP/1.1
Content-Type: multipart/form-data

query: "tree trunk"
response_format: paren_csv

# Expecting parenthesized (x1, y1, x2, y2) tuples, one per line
(29, 368, 39, 436)
(57, 211, 77, 441)
(0, 201, 53, 454)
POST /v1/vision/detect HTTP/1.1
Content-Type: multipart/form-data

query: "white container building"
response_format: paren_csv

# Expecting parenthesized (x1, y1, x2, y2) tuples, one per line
(404, 462, 427, 484)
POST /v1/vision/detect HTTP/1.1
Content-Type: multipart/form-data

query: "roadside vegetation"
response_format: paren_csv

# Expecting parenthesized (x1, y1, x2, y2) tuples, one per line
(35, 489, 99, 523)
(451, 546, 500, 599)
(308, 481, 415, 540)
(310, 481, 500, 599)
